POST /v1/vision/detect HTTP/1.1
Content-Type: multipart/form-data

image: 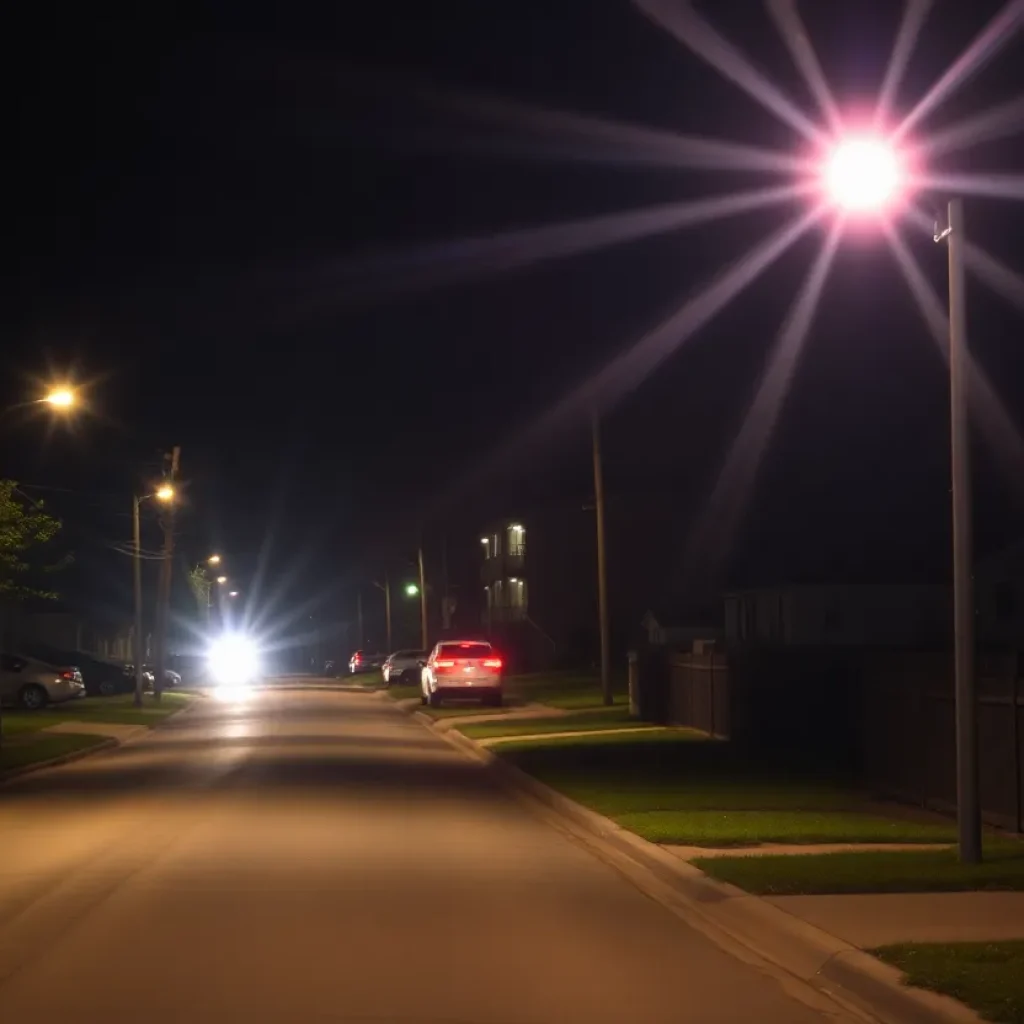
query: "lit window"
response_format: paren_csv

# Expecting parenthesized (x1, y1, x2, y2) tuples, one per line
(508, 524, 526, 558)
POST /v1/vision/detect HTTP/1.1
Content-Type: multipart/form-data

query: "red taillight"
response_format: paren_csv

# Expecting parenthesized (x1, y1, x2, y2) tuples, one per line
(353, 655, 361, 663)
(483, 658, 502, 669)
(435, 660, 455, 668)
(61, 670, 75, 680)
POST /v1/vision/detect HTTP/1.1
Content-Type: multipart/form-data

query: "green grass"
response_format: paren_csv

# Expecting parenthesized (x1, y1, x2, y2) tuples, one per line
(873, 941, 1024, 1023)
(2, 693, 192, 733)
(493, 730, 962, 847)
(696, 843, 1024, 894)
(382, 683, 421, 702)
(459, 706, 654, 740)
(0, 732, 109, 773)
(505, 670, 627, 710)
(618, 809, 955, 846)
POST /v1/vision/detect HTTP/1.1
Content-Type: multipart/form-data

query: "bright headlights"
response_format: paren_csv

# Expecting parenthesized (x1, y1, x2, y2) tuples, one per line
(208, 634, 260, 686)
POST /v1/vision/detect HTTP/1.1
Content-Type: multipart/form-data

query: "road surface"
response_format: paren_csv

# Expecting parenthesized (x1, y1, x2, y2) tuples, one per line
(0, 687, 861, 1024)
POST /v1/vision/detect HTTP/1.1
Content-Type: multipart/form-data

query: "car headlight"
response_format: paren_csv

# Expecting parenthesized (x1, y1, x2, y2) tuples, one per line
(207, 634, 260, 686)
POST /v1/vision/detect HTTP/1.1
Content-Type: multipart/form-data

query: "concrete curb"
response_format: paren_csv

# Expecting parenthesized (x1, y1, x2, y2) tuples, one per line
(1, 696, 201, 783)
(0, 736, 119, 783)
(399, 702, 984, 1024)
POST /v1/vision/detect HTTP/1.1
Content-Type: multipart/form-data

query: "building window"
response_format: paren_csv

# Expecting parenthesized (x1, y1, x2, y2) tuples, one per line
(508, 524, 526, 558)
(508, 577, 527, 620)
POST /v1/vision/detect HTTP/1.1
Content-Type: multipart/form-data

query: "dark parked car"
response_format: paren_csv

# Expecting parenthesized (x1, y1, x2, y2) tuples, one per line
(21, 644, 134, 697)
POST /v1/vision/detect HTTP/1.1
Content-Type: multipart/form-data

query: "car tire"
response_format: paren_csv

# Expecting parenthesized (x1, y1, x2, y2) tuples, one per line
(428, 691, 443, 708)
(18, 684, 49, 711)
(98, 680, 116, 697)
(420, 692, 428, 705)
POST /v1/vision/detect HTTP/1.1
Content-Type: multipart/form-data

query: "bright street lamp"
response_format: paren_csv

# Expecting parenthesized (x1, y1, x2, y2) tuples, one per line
(208, 554, 222, 565)
(43, 386, 76, 409)
(155, 485, 175, 502)
(228, 591, 239, 598)
(216, 575, 228, 585)
(823, 135, 902, 213)
(404, 583, 419, 597)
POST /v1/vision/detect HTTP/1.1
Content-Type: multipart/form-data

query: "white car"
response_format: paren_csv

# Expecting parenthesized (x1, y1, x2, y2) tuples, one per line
(382, 650, 427, 686)
(420, 640, 503, 708)
(0, 653, 86, 710)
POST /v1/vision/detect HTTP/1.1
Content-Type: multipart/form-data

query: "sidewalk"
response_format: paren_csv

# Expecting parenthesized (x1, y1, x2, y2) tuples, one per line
(395, 697, 1024, 1023)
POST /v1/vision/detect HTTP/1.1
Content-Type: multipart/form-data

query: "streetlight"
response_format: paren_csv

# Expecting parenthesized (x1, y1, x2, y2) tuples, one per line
(823, 133, 980, 863)
(404, 583, 419, 597)
(208, 554, 222, 565)
(216, 575, 228, 585)
(132, 485, 175, 707)
(228, 591, 239, 598)
(43, 387, 76, 409)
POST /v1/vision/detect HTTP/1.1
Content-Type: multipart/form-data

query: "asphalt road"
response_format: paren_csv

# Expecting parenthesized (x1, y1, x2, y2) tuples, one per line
(0, 687, 862, 1024)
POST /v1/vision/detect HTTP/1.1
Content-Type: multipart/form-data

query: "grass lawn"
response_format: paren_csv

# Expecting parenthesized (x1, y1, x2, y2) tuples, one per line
(505, 671, 627, 710)
(459, 706, 655, 740)
(696, 843, 1024, 894)
(873, 941, 1024, 1023)
(0, 732, 109, 773)
(382, 683, 421, 702)
(2, 693, 192, 734)
(494, 731, 959, 846)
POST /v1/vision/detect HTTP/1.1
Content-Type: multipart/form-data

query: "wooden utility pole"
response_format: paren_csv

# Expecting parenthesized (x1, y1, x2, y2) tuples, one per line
(417, 543, 428, 650)
(153, 446, 180, 703)
(591, 412, 612, 706)
(132, 495, 145, 707)
(357, 589, 364, 649)
(383, 571, 392, 652)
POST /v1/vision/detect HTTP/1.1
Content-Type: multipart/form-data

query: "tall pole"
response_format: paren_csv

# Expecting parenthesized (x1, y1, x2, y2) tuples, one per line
(357, 590, 364, 649)
(153, 445, 180, 703)
(418, 543, 428, 650)
(384, 571, 392, 652)
(948, 198, 981, 864)
(591, 410, 612, 706)
(132, 496, 145, 707)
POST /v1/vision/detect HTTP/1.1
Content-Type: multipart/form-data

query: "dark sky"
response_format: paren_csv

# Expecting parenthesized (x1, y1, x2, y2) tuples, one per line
(7, 0, 1024, 624)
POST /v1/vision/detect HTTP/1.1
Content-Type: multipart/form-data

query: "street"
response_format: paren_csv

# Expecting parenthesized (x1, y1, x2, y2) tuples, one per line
(0, 688, 862, 1024)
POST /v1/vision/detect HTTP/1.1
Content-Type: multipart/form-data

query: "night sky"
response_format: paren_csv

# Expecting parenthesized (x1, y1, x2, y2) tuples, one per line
(7, 1, 1024, 633)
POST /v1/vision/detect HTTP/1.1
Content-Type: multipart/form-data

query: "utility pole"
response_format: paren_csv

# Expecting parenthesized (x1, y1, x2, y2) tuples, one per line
(945, 199, 981, 864)
(591, 410, 612, 706)
(132, 495, 145, 707)
(441, 536, 452, 632)
(153, 446, 180, 703)
(357, 589, 364, 649)
(417, 543, 428, 650)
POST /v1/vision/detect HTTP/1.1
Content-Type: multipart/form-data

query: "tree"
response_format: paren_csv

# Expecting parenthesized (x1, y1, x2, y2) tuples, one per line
(187, 564, 212, 622)
(0, 480, 65, 602)
(0, 480, 66, 746)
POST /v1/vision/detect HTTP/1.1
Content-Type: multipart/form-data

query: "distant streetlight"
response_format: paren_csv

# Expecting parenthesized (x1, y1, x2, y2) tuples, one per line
(404, 583, 419, 597)
(216, 575, 228, 585)
(208, 554, 222, 565)
(228, 591, 239, 598)
(43, 386, 76, 409)
(131, 484, 177, 708)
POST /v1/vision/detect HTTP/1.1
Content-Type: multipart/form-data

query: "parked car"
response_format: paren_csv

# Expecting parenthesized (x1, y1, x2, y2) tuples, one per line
(0, 653, 86, 709)
(21, 643, 133, 697)
(143, 665, 181, 688)
(348, 650, 385, 674)
(420, 640, 503, 708)
(382, 650, 427, 686)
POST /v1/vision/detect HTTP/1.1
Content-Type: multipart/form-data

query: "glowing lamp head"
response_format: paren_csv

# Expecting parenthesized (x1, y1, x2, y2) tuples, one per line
(155, 485, 175, 502)
(44, 387, 75, 408)
(823, 135, 901, 213)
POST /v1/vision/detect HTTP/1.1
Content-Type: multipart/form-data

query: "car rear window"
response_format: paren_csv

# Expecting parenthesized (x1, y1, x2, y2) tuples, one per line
(438, 643, 492, 658)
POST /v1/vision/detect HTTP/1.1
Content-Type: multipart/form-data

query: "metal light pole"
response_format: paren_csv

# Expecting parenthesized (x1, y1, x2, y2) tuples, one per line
(937, 198, 981, 863)
(591, 410, 612, 706)
(417, 544, 428, 650)
(374, 573, 393, 652)
(132, 496, 145, 707)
